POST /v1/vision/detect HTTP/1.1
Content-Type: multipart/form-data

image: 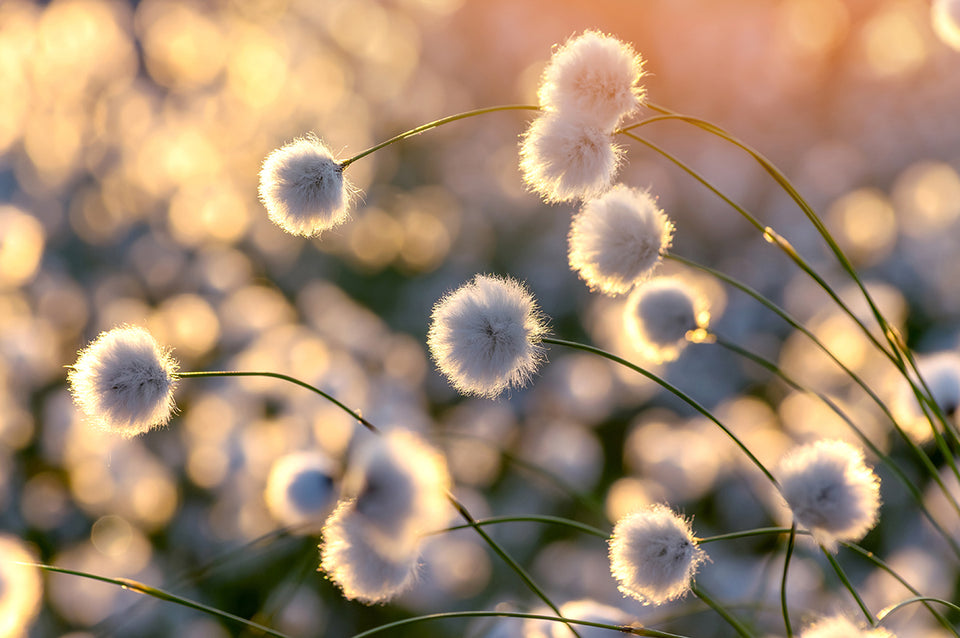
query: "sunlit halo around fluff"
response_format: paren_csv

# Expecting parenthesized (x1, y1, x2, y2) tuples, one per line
(68, 326, 179, 437)
(258, 135, 354, 237)
(319, 429, 451, 604)
(568, 184, 674, 296)
(622, 277, 709, 363)
(776, 439, 881, 550)
(538, 30, 646, 130)
(264, 451, 338, 535)
(608, 504, 705, 605)
(428, 274, 548, 398)
(520, 113, 623, 204)
(800, 614, 896, 638)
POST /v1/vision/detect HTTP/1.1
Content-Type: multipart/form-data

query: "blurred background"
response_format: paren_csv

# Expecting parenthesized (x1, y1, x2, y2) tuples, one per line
(2, 0, 960, 636)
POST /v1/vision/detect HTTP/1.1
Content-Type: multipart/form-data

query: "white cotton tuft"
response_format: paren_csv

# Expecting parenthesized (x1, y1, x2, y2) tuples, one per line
(800, 614, 896, 637)
(0, 535, 43, 638)
(68, 326, 179, 437)
(893, 351, 960, 443)
(428, 274, 548, 398)
(520, 113, 623, 204)
(264, 451, 338, 534)
(319, 500, 421, 604)
(258, 135, 354, 237)
(608, 504, 705, 606)
(776, 439, 881, 550)
(623, 278, 709, 363)
(342, 428, 452, 540)
(568, 185, 674, 296)
(932, 0, 960, 51)
(538, 30, 646, 130)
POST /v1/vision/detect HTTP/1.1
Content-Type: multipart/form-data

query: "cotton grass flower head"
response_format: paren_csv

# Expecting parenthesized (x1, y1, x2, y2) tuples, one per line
(0, 535, 43, 638)
(568, 185, 674, 296)
(319, 500, 421, 604)
(608, 504, 705, 605)
(892, 351, 960, 443)
(428, 274, 548, 398)
(932, 0, 960, 51)
(520, 113, 623, 204)
(68, 326, 179, 437)
(623, 277, 709, 363)
(776, 439, 881, 550)
(800, 614, 896, 637)
(538, 30, 646, 130)
(258, 135, 354, 237)
(264, 451, 338, 534)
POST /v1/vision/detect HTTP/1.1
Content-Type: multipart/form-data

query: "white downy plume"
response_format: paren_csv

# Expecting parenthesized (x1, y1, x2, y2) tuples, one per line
(0, 535, 43, 638)
(520, 113, 622, 204)
(892, 351, 960, 443)
(428, 274, 548, 398)
(538, 30, 646, 130)
(68, 326, 179, 437)
(264, 451, 338, 534)
(932, 0, 960, 51)
(800, 614, 896, 637)
(608, 504, 705, 605)
(623, 278, 709, 363)
(568, 185, 673, 296)
(319, 500, 421, 604)
(258, 135, 353, 237)
(776, 439, 881, 550)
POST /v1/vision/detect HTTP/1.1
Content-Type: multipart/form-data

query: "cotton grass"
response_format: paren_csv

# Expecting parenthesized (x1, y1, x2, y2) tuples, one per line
(622, 278, 709, 363)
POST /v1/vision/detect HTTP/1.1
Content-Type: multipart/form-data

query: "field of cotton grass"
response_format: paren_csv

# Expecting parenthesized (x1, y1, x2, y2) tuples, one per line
(4, 1, 960, 637)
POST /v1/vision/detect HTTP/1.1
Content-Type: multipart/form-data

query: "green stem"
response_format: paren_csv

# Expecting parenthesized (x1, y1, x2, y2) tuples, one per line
(781, 524, 797, 638)
(433, 514, 609, 539)
(707, 333, 960, 558)
(348, 610, 690, 638)
(541, 337, 778, 486)
(339, 104, 540, 168)
(176, 370, 379, 433)
(26, 563, 290, 637)
(821, 549, 875, 626)
(691, 584, 755, 638)
(666, 252, 960, 550)
(877, 597, 960, 624)
(697, 527, 794, 544)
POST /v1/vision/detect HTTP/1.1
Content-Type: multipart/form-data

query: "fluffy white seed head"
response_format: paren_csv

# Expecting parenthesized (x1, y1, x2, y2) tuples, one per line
(538, 30, 646, 130)
(569, 185, 674, 296)
(0, 535, 43, 638)
(520, 113, 623, 204)
(608, 504, 705, 606)
(264, 451, 338, 534)
(428, 274, 548, 398)
(932, 0, 960, 51)
(258, 135, 353, 237)
(68, 326, 179, 437)
(623, 278, 709, 363)
(341, 428, 451, 542)
(776, 439, 881, 550)
(893, 351, 960, 443)
(319, 500, 420, 604)
(800, 614, 896, 637)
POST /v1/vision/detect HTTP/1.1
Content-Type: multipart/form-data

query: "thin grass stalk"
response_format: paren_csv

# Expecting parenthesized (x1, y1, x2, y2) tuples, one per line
(781, 524, 797, 638)
(691, 585, 756, 638)
(820, 549, 876, 626)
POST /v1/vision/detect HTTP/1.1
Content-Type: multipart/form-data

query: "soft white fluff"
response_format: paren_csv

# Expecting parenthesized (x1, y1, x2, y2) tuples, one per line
(623, 278, 706, 363)
(342, 428, 451, 540)
(68, 326, 179, 437)
(894, 351, 960, 443)
(551, 600, 633, 638)
(608, 504, 705, 605)
(933, 0, 960, 51)
(568, 185, 673, 296)
(520, 113, 622, 204)
(428, 274, 548, 398)
(264, 451, 338, 534)
(538, 30, 646, 130)
(777, 439, 881, 550)
(319, 500, 420, 604)
(258, 135, 353, 237)
(0, 535, 43, 638)
(800, 614, 895, 638)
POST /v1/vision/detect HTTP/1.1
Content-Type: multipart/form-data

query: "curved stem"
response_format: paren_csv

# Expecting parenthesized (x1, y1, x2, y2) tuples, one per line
(432, 514, 609, 539)
(877, 597, 960, 624)
(541, 337, 778, 486)
(821, 549, 875, 626)
(781, 524, 797, 638)
(339, 104, 540, 168)
(176, 370, 379, 434)
(26, 563, 290, 638)
(697, 527, 794, 544)
(691, 585, 756, 638)
(348, 610, 690, 638)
